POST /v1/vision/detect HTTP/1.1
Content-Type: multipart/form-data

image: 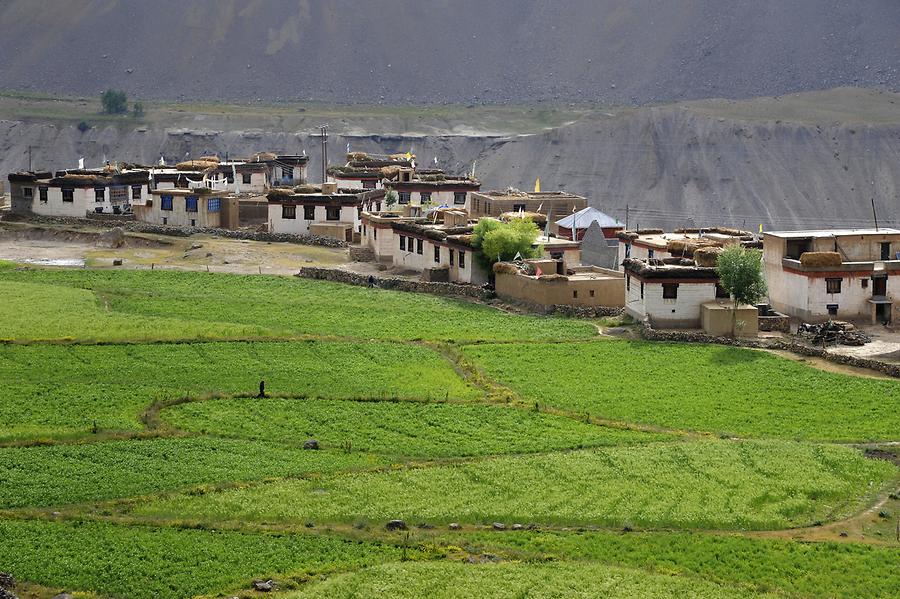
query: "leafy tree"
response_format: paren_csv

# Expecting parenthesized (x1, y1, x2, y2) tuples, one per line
(100, 89, 128, 114)
(384, 190, 398, 209)
(716, 245, 767, 336)
(473, 218, 541, 265)
(132, 102, 145, 118)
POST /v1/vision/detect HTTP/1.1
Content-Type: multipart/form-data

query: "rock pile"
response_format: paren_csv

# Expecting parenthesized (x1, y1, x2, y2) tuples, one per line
(798, 321, 871, 346)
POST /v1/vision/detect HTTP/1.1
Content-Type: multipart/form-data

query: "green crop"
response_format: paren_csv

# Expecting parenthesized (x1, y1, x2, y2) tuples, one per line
(0, 519, 400, 599)
(0, 437, 386, 508)
(0, 340, 478, 442)
(284, 560, 775, 598)
(162, 397, 670, 457)
(462, 341, 900, 441)
(133, 440, 894, 530)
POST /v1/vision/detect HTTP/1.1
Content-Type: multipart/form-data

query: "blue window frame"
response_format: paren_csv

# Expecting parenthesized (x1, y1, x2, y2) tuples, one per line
(160, 195, 174, 211)
(185, 196, 198, 212)
(207, 198, 221, 213)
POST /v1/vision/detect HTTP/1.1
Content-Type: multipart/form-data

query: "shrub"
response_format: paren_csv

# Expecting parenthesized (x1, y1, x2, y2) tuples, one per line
(100, 89, 128, 114)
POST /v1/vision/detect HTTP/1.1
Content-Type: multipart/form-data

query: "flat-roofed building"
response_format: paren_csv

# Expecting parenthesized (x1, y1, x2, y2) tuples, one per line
(137, 189, 237, 229)
(267, 184, 384, 242)
(469, 190, 587, 225)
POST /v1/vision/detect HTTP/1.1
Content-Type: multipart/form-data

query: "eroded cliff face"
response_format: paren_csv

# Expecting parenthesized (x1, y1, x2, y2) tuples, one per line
(3, 103, 899, 231)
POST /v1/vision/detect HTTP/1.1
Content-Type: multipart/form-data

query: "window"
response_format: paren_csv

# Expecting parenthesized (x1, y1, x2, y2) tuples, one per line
(282, 205, 296, 219)
(23, 187, 33, 199)
(881, 242, 892, 261)
(161, 195, 174, 211)
(826, 278, 842, 294)
(185, 196, 198, 212)
(39, 187, 48, 203)
(434, 245, 441, 263)
(573, 290, 578, 299)
(449, 249, 454, 265)
(861, 279, 869, 289)
(416, 238, 423, 255)
(399, 236, 406, 251)
(827, 304, 839, 316)
(485, 201, 491, 215)
(398, 192, 411, 204)
(226, 172, 234, 184)
(326, 206, 341, 221)
(162, 217, 167, 225)
(94, 187, 105, 202)
(242, 173, 252, 185)
(131, 185, 142, 200)
(282, 167, 293, 181)
(62, 188, 74, 203)
(458, 250, 465, 268)
(648, 249, 655, 259)
(420, 192, 432, 204)
(208, 198, 221, 213)
(362, 179, 376, 189)
(715, 284, 730, 298)
(373, 228, 377, 239)
(190, 219, 196, 227)
(625, 243, 631, 258)
(640, 282, 644, 299)
(550, 252, 563, 260)
(626, 275, 630, 291)
(304, 205, 315, 220)
(512, 203, 526, 212)
(662, 283, 679, 299)
(589, 289, 595, 298)
(454, 192, 467, 205)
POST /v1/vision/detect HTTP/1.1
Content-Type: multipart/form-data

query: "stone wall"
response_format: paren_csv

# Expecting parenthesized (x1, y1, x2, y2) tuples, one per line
(758, 315, 790, 332)
(639, 321, 900, 378)
(296, 267, 494, 301)
(349, 246, 376, 262)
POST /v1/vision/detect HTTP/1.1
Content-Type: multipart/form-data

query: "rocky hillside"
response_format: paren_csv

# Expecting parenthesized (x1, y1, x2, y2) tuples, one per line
(0, 0, 897, 105)
(3, 89, 898, 231)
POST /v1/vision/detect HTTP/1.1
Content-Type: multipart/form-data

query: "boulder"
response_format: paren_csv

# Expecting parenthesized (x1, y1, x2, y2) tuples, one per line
(492, 522, 506, 530)
(0, 573, 13, 589)
(385, 519, 407, 531)
(252, 579, 274, 592)
(511, 523, 524, 530)
(97, 227, 126, 248)
(302, 439, 319, 450)
(448, 522, 461, 530)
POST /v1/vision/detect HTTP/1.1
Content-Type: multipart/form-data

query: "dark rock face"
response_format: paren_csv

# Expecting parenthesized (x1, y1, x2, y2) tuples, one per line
(0, 1, 897, 105)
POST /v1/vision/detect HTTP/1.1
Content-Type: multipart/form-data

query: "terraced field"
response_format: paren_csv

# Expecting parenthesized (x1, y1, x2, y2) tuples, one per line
(0, 263, 896, 599)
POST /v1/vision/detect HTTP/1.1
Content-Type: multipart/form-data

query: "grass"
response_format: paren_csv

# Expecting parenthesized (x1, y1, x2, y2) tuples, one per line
(0, 340, 478, 442)
(284, 560, 774, 599)
(0, 518, 400, 599)
(434, 530, 900, 599)
(0, 437, 386, 509)
(0, 266, 597, 342)
(161, 397, 670, 457)
(131, 440, 895, 530)
(461, 341, 900, 441)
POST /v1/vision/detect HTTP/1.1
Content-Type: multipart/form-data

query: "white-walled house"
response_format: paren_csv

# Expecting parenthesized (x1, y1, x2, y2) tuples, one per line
(8, 169, 150, 217)
(616, 228, 753, 270)
(623, 258, 728, 328)
(136, 189, 237, 229)
(763, 229, 900, 324)
(267, 186, 385, 242)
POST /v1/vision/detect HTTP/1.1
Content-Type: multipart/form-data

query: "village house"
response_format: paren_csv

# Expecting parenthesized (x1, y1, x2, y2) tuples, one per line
(763, 228, 900, 324)
(493, 259, 625, 310)
(267, 184, 385, 242)
(469, 190, 587, 224)
(327, 153, 413, 190)
(7, 167, 150, 217)
(555, 206, 624, 241)
(135, 188, 238, 229)
(616, 227, 754, 269)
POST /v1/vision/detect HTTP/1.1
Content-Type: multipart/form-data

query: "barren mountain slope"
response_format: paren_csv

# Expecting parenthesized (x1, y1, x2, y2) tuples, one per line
(2, 89, 898, 231)
(0, 0, 897, 105)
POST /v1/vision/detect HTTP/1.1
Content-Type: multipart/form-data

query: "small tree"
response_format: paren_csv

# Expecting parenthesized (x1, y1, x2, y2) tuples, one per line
(716, 245, 767, 337)
(384, 190, 398, 209)
(473, 217, 541, 266)
(132, 102, 145, 117)
(100, 89, 128, 114)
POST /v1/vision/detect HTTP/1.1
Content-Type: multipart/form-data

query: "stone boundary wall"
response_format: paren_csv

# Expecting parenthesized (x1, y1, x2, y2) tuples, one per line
(639, 321, 900, 378)
(296, 267, 495, 301)
(1, 213, 347, 248)
(498, 295, 624, 319)
(758, 315, 790, 332)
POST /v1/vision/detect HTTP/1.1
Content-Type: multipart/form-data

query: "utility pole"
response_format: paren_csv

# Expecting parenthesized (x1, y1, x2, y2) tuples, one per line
(310, 125, 328, 184)
(625, 204, 629, 230)
(27, 146, 32, 171)
(871, 198, 879, 231)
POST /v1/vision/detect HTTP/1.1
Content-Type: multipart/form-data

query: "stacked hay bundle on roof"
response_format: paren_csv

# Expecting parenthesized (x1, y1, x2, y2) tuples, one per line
(380, 165, 401, 179)
(499, 211, 546, 226)
(635, 228, 664, 235)
(799, 252, 842, 267)
(346, 152, 369, 162)
(266, 188, 293, 202)
(250, 152, 277, 162)
(539, 273, 569, 282)
(693, 246, 723, 267)
(492, 262, 522, 275)
(293, 184, 319, 194)
(176, 160, 218, 171)
(198, 155, 220, 163)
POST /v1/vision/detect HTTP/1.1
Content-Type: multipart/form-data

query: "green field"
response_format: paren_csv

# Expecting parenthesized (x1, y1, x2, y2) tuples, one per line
(462, 341, 900, 441)
(0, 265, 896, 599)
(162, 398, 669, 457)
(132, 440, 892, 530)
(0, 340, 477, 442)
(284, 561, 775, 599)
(0, 265, 596, 342)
